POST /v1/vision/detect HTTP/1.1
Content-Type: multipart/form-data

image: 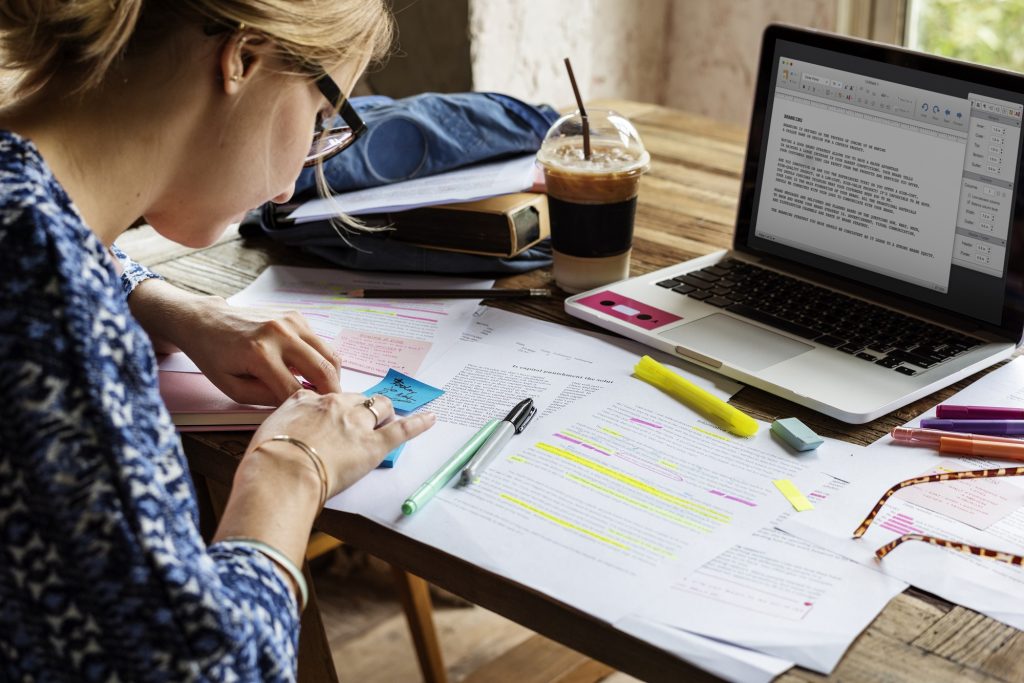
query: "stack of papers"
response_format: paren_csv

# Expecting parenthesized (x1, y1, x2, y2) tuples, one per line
(287, 154, 539, 223)
(323, 306, 907, 679)
(172, 266, 1010, 681)
(782, 357, 1024, 632)
(159, 266, 493, 379)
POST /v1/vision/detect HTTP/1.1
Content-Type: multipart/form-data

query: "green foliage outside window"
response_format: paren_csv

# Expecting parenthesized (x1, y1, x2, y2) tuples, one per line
(908, 0, 1024, 73)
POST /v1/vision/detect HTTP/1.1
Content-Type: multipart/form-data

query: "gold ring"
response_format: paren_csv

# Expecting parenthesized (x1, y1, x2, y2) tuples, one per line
(362, 397, 381, 427)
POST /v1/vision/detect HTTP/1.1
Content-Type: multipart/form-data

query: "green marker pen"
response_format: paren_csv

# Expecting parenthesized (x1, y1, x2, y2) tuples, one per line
(401, 419, 501, 515)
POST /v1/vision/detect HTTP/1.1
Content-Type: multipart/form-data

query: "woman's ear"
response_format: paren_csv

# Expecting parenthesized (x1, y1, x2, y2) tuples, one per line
(218, 31, 273, 94)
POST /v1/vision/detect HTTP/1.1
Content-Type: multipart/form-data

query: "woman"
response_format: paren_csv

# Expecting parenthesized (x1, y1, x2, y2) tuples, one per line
(0, 1, 435, 680)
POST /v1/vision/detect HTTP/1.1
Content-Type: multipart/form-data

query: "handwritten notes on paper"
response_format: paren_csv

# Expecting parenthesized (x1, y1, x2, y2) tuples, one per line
(365, 369, 444, 414)
(225, 266, 492, 378)
(336, 330, 431, 377)
(895, 465, 1024, 531)
(364, 369, 444, 468)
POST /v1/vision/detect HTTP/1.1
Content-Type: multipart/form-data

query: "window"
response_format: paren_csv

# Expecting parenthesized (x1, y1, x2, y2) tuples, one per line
(906, 0, 1024, 73)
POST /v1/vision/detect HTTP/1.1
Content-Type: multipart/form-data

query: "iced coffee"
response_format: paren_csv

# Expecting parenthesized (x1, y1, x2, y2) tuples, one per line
(537, 109, 650, 293)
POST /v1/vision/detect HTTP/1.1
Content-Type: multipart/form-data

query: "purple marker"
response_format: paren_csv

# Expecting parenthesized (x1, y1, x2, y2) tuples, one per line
(920, 418, 1024, 435)
(936, 405, 1024, 420)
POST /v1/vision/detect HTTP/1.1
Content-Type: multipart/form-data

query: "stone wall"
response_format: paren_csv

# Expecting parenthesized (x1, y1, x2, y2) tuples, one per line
(468, 0, 671, 109)
(364, 0, 840, 125)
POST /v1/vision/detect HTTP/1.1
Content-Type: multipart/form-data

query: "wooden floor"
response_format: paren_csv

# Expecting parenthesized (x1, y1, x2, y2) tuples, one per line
(311, 547, 641, 682)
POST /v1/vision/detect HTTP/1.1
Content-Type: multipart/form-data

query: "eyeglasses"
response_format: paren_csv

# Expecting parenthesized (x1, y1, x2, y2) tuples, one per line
(200, 23, 365, 167)
(855, 465, 1024, 566)
(305, 73, 367, 167)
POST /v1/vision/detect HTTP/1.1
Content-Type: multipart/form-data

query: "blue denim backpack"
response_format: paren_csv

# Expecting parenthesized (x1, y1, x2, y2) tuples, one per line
(241, 92, 559, 275)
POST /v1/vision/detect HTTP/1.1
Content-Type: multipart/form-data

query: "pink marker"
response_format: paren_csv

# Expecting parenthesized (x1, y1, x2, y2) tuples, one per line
(891, 426, 1024, 446)
(936, 405, 1024, 420)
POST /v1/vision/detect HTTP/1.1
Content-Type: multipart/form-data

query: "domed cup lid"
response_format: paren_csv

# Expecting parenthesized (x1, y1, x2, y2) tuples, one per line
(537, 108, 650, 174)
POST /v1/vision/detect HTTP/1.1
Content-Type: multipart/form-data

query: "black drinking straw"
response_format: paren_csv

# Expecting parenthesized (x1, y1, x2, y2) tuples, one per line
(563, 57, 591, 160)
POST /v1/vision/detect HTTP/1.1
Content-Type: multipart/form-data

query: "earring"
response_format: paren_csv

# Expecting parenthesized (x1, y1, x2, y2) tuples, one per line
(230, 75, 240, 82)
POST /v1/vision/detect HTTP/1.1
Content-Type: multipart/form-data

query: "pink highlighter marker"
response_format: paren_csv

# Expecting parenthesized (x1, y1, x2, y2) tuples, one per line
(891, 426, 1024, 446)
(936, 404, 1024, 420)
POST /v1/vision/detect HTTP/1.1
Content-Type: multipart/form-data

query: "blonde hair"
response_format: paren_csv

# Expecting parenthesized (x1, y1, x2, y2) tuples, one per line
(0, 1, 393, 237)
(0, 0, 394, 99)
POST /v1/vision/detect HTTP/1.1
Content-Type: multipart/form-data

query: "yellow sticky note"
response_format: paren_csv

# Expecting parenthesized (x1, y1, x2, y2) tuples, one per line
(773, 479, 814, 512)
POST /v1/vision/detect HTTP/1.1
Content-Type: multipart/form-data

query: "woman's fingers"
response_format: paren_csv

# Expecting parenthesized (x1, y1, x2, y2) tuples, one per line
(249, 351, 304, 404)
(375, 411, 437, 453)
(301, 329, 341, 374)
(278, 312, 341, 388)
(280, 338, 341, 395)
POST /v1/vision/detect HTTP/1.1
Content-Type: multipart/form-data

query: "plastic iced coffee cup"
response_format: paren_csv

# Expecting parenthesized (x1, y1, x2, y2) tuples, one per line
(537, 109, 650, 293)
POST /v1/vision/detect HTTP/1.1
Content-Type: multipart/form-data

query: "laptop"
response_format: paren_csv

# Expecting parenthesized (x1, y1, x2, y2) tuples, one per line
(566, 24, 1024, 424)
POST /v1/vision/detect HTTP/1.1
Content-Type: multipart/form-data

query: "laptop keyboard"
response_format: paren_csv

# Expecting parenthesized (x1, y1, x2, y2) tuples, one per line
(656, 259, 984, 376)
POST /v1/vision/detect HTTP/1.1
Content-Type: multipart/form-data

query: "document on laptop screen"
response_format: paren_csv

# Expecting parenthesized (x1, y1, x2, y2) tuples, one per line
(754, 56, 1022, 297)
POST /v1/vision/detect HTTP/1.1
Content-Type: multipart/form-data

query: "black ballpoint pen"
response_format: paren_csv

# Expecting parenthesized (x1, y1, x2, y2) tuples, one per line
(343, 288, 551, 299)
(460, 398, 536, 485)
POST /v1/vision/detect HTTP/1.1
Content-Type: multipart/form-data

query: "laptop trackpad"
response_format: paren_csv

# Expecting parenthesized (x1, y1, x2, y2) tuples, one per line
(659, 313, 813, 372)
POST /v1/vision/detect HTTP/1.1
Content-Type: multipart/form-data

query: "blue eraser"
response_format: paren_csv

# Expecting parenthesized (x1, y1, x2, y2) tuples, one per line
(771, 418, 823, 452)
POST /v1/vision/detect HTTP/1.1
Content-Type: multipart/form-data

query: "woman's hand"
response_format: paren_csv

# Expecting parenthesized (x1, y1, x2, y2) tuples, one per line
(249, 390, 436, 496)
(177, 298, 342, 406)
(128, 279, 341, 405)
(214, 391, 436, 576)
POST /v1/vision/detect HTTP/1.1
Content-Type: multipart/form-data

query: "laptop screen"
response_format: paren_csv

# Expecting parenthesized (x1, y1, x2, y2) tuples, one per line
(738, 27, 1024, 335)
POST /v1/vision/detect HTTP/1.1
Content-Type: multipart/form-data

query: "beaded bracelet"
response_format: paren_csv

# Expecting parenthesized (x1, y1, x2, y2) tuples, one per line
(223, 537, 309, 612)
(265, 435, 329, 510)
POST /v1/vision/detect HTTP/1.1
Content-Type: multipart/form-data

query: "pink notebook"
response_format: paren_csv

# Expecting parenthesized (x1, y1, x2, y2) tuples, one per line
(158, 371, 272, 431)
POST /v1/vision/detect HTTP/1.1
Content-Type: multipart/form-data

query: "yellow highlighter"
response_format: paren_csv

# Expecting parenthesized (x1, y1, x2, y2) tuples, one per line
(633, 355, 759, 437)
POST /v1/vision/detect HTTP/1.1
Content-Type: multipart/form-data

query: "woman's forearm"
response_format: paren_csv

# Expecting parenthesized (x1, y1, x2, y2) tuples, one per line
(127, 278, 219, 355)
(213, 440, 323, 568)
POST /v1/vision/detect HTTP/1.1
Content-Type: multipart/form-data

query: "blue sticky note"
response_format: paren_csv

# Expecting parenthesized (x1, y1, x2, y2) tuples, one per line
(379, 442, 406, 469)
(364, 369, 443, 468)
(364, 369, 444, 414)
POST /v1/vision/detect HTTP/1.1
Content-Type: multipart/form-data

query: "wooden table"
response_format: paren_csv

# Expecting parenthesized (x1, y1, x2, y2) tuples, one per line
(121, 99, 1024, 683)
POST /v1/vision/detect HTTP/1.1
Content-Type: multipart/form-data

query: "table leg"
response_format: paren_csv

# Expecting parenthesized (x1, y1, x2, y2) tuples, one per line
(390, 565, 448, 683)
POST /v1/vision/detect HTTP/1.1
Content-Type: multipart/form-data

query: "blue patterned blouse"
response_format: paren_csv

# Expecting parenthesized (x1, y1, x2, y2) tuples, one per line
(0, 131, 300, 681)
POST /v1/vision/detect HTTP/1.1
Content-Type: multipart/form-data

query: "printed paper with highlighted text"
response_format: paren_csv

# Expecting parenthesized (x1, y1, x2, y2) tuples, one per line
(633, 471, 907, 674)
(782, 357, 1024, 632)
(159, 265, 491, 377)
(330, 339, 835, 623)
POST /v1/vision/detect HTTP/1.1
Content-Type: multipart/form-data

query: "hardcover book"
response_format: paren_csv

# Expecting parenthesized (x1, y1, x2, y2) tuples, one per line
(158, 371, 271, 430)
(271, 192, 549, 258)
